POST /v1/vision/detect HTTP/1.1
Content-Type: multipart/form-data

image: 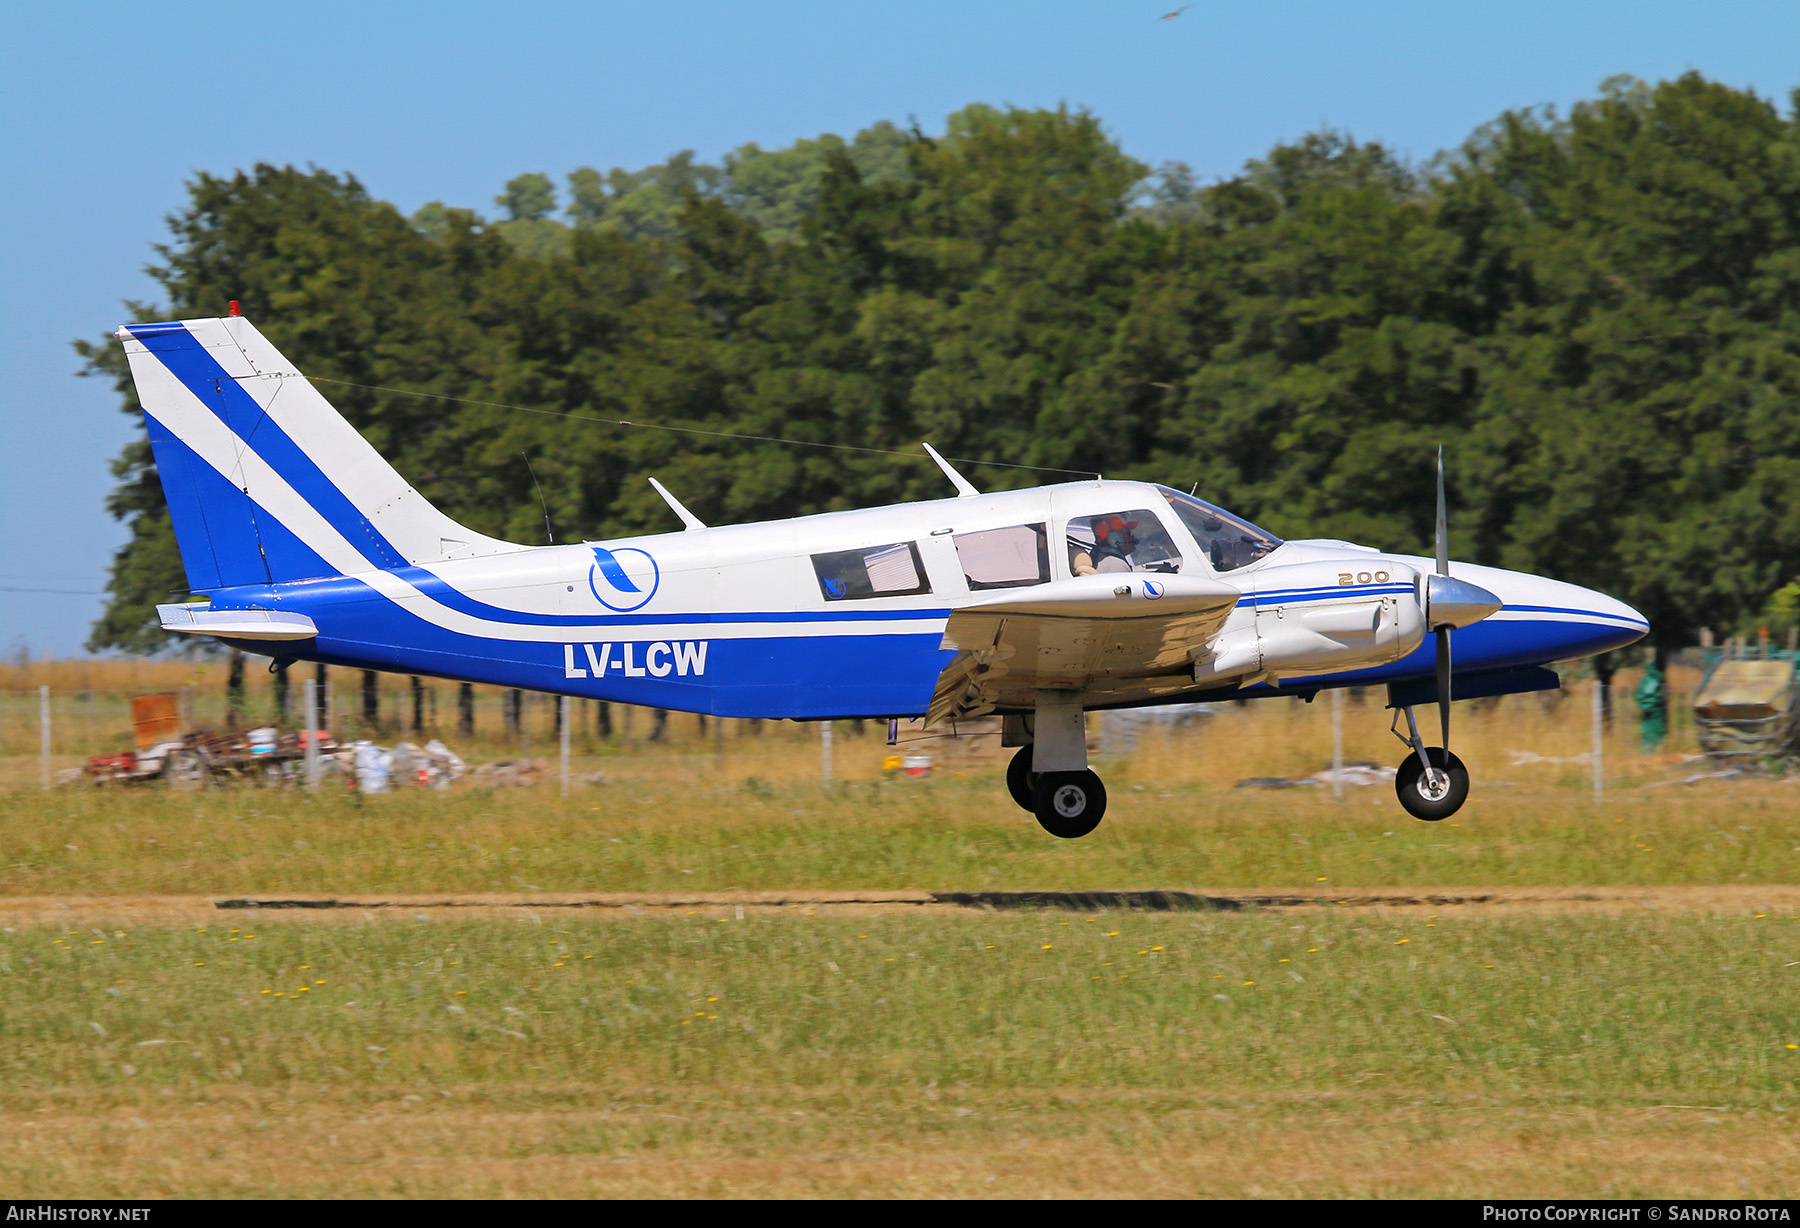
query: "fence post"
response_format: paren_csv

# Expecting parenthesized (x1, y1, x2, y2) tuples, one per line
(303, 678, 320, 790)
(1592, 677, 1604, 805)
(1331, 687, 1344, 802)
(39, 685, 51, 789)
(559, 695, 570, 796)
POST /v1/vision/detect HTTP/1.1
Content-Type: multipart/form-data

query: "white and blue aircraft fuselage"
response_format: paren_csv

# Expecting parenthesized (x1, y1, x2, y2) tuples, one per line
(121, 315, 1648, 834)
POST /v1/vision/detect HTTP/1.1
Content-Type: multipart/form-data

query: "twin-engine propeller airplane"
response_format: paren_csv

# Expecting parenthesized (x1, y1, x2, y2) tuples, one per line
(120, 314, 1648, 835)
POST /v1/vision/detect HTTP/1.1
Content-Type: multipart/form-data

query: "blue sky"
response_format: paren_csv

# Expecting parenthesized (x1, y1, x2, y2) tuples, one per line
(2, 0, 1796, 657)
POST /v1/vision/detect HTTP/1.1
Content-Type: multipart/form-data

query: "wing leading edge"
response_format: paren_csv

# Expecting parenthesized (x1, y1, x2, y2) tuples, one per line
(926, 573, 1241, 725)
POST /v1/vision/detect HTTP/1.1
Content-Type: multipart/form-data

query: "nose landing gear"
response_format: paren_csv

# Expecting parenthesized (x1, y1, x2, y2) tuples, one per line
(1391, 705, 1469, 821)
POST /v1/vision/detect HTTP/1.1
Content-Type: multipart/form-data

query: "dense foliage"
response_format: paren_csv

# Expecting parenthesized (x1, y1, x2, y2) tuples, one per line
(80, 79, 1800, 655)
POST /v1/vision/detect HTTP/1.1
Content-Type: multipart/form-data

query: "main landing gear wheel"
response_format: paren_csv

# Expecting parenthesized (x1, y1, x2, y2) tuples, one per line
(1033, 770, 1107, 839)
(1394, 747, 1469, 821)
(1006, 745, 1037, 813)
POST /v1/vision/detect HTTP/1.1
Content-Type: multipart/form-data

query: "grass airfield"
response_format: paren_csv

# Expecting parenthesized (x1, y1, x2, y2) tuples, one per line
(2, 697, 1798, 1198)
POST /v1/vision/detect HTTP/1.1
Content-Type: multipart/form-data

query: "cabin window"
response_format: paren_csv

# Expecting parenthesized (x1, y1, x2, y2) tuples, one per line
(812, 541, 931, 601)
(1066, 509, 1184, 577)
(1160, 487, 1282, 572)
(954, 524, 1051, 590)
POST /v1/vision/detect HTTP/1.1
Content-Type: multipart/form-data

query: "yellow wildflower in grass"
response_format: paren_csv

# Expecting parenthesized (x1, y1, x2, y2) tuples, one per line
(1395, 939, 1409, 945)
(1041, 945, 1054, 950)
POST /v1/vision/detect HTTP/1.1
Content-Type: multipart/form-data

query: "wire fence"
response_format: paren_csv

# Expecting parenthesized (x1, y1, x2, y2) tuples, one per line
(0, 658, 1717, 799)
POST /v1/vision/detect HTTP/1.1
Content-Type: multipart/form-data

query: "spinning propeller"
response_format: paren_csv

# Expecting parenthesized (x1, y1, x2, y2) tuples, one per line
(1421, 447, 1503, 772)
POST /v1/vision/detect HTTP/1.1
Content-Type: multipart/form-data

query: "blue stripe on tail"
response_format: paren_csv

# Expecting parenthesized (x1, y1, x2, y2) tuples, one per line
(143, 416, 339, 592)
(130, 323, 408, 578)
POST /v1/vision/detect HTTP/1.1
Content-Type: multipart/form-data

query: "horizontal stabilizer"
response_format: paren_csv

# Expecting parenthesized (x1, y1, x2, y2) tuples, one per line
(158, 602, 318, 641)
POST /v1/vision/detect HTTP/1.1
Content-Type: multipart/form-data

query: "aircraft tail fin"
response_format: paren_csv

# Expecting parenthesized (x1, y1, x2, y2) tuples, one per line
(119, 316, 511, 593)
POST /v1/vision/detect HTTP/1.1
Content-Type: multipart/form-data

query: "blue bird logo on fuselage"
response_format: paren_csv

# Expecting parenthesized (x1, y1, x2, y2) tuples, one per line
(589, 546, 660, 612)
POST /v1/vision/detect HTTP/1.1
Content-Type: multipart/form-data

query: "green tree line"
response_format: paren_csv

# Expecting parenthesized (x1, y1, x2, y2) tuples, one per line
(80, 79, 1800, 658)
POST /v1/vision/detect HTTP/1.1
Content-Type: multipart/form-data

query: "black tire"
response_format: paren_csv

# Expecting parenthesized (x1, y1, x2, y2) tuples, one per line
(1394, 748, 1469, 821)
(1006, 745, 1037, 812)
(1032, 770, 1107, 839)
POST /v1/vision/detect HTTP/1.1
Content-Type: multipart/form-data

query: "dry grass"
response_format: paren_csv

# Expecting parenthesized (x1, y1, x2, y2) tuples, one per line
(7, 1086, 1796, 1198)
(1, 908, 1796, 1198)
(2, 660, 1796, 1198)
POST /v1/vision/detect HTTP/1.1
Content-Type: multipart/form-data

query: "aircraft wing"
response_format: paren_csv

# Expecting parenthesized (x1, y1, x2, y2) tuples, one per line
(926, 574, 1241, 725)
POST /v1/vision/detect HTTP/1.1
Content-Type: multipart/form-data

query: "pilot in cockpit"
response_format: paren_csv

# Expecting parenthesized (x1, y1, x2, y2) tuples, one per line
(1070, 513, 1141, 576)
(1069, 510, 1184, 577)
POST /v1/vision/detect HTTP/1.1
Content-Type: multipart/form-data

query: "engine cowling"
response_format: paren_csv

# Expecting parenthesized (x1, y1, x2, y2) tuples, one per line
(1208, 559, 1427, 684)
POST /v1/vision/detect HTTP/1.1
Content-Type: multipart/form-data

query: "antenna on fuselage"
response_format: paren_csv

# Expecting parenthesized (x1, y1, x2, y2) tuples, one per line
(921, 442, 980, 498)
(521, 452, 555, 545)
(648, 477, 707, 531)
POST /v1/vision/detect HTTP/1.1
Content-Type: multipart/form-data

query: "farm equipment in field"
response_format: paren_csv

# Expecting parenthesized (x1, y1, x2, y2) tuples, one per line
(82, 693, 336, 787)
(1691, 648, 1800, 760)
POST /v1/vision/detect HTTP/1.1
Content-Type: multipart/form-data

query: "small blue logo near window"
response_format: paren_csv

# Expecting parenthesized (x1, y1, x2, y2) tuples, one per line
(823, 577, 848, 600)
(589, 547, 660, 612)
(1143, 580, 1165, 600)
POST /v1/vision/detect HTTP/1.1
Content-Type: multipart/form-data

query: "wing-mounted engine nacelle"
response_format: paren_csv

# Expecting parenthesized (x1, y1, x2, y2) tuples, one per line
(1193, 560, 1426, 687)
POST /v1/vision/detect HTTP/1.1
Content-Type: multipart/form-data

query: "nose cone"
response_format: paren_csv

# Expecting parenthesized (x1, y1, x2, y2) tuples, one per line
(1437, 562, 1649, 668)
(1427, 574, 1503, 630)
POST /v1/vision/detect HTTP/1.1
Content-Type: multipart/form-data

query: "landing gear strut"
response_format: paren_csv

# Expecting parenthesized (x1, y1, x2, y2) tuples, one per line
(1008, 694, 1109, 838)
(1390, 705, 1469, 821)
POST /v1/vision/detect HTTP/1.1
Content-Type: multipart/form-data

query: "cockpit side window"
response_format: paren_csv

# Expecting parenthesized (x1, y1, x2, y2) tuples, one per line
(1159, 488, 1282, 572)
(953, 524, 1050, 590)
(1066, 509, 1183, 577)
(812, 541, 931, 601)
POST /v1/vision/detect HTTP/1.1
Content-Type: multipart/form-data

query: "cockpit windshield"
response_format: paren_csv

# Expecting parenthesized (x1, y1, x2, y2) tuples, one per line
(1158, 487, 1282, 573)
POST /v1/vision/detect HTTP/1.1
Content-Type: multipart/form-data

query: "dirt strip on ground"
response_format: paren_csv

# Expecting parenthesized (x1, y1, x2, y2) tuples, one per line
(2, 884, 1798, 928)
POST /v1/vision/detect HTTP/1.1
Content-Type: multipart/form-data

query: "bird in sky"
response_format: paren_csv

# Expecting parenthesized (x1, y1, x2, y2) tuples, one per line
(1157, 5, 1192, 19)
